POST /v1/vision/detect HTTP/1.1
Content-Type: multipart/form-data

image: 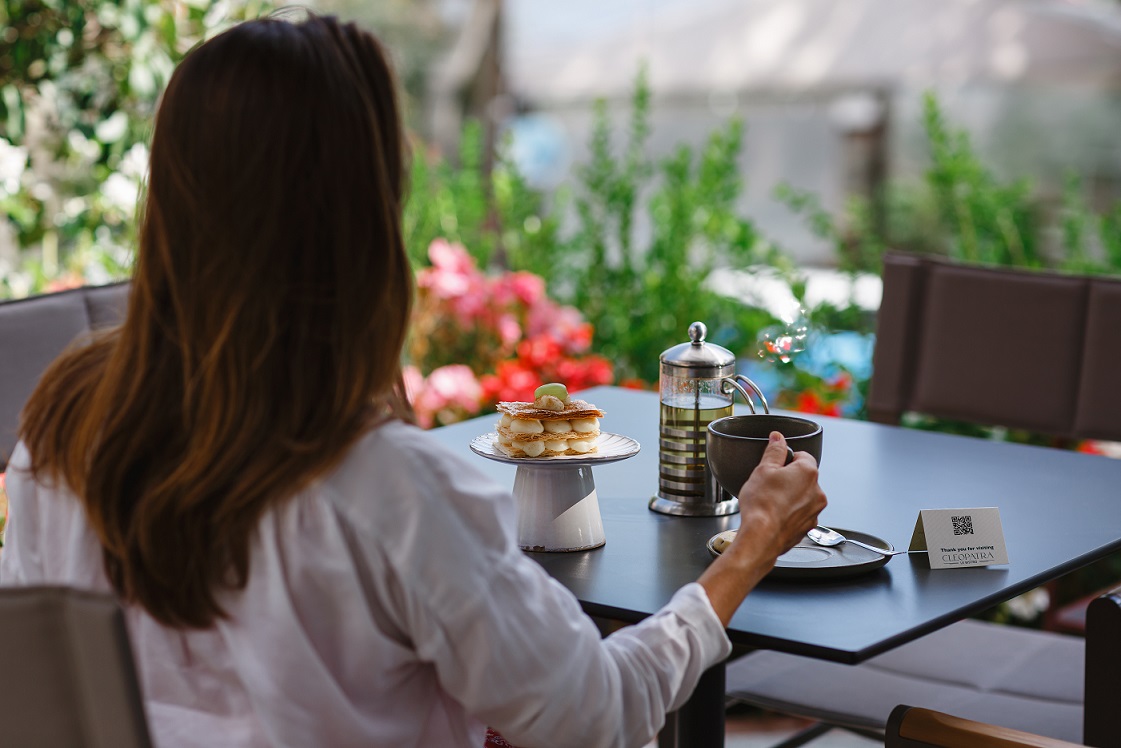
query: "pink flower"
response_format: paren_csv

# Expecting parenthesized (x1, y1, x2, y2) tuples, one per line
(417, 240, 490, 313)
(496, 314, 522, 348)
(402, 365, 425, 402)
(427, 364, 483, 412)
(501, 272, 546, 307)
(44, 274, 86, 293)
(417, 266, 471, 298)
(406, 364, 484, 428)
(448, 275, 492, 319)
(525, 301, 590, 351)
(427, 239, 475, 274)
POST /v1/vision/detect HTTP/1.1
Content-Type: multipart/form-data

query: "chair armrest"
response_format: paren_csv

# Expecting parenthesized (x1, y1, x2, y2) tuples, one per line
(887, 705, 1085, 748)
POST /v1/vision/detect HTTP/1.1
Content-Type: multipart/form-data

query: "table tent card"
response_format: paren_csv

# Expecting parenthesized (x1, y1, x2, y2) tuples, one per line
(908, 507, 1009, 569)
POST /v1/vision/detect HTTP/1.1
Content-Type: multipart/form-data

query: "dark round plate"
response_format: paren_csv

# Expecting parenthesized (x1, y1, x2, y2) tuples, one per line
(707, 527, 894, 580)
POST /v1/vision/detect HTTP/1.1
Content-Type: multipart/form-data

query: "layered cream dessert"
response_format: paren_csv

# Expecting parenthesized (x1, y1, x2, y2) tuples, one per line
(494, 383, 605, 458)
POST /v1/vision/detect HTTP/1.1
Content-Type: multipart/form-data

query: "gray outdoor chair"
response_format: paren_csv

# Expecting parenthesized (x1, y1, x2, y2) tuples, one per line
(726, 253, 1121, 746)
(730, 538, 1121, 748)
(0, 586, 152, 747)
(883, 586, 1121, 748)
(0, 282, 129, 470)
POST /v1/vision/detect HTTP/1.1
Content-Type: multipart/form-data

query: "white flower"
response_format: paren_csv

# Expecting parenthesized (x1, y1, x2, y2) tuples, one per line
(120, 143, 149, 180)
(101, 172, 139, 212)
(95, 111, 129, 144)
(0, 138, 28, 196)
(67, 130, 101, 162)
(1004, 587, 1050, 621)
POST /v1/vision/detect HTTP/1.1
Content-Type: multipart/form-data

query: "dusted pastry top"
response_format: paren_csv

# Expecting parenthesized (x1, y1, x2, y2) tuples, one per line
(493, 384, 605, 458)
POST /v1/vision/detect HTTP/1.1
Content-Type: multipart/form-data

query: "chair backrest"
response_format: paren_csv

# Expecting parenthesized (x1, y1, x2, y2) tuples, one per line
(0, 586, 152, 748)
(885, 584, 1121, 748)
(867, 252, 1121, 441)
(0, 282, 130, 470)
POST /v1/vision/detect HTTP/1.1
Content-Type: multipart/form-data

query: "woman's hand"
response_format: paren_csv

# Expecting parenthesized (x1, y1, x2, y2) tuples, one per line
(734, 431, 828, 561)
(697, 432, 828, 625)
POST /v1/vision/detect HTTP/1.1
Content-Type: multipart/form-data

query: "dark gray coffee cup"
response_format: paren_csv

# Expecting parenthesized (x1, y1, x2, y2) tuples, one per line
(706, 414, 823, 496)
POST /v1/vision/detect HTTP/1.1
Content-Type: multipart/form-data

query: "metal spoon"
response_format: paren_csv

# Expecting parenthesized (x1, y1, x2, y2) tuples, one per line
(807, 526, 911, 556)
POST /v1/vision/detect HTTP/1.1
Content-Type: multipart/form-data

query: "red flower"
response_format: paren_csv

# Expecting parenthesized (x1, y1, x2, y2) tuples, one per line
(794, 390, 842, 418)
(1078, 441, 1107, 455)
(827, 372, 853, 392)
(516, 335, 564, 369)
(481, 360, 541, 403)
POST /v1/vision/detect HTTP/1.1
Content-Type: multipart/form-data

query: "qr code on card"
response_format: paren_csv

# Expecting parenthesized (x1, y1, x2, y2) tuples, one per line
(951, 515, 974, 536)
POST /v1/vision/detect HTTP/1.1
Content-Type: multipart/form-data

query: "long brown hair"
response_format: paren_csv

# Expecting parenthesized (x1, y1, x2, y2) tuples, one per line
(19, 14, 414, 628)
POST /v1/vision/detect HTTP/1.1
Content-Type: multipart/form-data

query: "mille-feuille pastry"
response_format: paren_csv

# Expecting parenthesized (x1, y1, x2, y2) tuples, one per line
(494, 383, 605, 458)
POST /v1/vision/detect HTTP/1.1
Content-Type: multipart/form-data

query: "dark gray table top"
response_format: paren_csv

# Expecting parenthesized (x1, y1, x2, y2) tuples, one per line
(428, 385, 1121, 664)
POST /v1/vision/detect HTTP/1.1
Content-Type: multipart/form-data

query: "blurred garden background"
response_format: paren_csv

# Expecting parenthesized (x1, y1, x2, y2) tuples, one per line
(6, 0, 1121, 643)
(5, 0, 1121, 444)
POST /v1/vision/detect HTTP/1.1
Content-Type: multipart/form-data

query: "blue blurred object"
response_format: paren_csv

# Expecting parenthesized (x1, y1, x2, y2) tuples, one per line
(503, 113, 571, 189)
(739, 331, 875, 417)
(800, 330, 874, 381)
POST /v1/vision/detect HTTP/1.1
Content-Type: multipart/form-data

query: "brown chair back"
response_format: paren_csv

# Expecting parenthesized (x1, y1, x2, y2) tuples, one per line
(867, 252, 1121, 441)
(0, 586, 152, 747)
(0, 282, 129, 470)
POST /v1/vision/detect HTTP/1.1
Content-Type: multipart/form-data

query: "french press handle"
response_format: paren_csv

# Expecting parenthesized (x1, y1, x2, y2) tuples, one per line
(720, 374, 770, 414)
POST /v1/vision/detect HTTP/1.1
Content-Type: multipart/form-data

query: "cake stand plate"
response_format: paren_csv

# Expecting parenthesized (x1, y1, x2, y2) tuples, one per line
(470, 432, 640, 552)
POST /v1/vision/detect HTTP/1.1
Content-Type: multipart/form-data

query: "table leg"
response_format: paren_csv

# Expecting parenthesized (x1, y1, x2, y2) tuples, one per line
(658, 660, 725, 748)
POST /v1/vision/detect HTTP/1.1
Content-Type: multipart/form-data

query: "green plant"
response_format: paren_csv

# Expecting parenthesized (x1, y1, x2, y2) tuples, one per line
(921, 92, 1044, 267)
(793, 91, 1121, 279)
(0, 0, 272, 299)
(403, 122, 562, 274)
(1056, 171, 1121, 275)
(510, 69, 786, 384)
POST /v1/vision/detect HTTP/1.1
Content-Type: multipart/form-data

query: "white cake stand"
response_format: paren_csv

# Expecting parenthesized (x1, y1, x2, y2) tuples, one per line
(470, 432, 641, 552)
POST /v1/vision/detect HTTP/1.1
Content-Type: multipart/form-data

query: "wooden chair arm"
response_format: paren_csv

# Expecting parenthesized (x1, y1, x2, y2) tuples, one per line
(887, 705, 1086, 748)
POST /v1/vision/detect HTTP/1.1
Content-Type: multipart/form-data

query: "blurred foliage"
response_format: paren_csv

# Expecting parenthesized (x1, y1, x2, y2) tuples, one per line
(550, 70, 790, 384)
(404, 71, 801, 386)
(311, 0, 451, 133)
(404, 123, 563, 274)
(3, 1, 1120, 630)
(7, 2, 1121, 434)
(781, 91, 1121, 279)
(0, 0, 271, 297)
(921, 92, 1043, 268)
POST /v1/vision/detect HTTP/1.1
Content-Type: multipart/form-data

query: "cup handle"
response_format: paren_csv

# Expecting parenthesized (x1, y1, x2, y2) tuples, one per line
(784, 447, 795, 466)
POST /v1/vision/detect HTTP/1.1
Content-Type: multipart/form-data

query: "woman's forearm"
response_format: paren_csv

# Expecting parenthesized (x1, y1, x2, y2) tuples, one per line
(697, 515, 780, 626)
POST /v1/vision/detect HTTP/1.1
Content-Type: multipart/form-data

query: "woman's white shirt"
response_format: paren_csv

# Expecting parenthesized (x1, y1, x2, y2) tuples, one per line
(0, 420, 731, 748)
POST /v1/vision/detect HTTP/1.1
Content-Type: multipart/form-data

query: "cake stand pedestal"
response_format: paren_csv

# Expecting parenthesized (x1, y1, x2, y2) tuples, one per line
(470, 432, 641, 552)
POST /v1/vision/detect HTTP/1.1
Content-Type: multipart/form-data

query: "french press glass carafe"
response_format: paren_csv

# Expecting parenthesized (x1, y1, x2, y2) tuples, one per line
(648, 321, 769, 516)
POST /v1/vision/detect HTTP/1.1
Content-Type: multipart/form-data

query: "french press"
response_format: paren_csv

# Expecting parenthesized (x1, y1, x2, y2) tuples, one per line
(648, 321, 770, 516)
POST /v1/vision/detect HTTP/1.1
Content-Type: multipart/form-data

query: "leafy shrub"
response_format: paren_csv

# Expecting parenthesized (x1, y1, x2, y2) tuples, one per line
(1, 0, 273, 296)
(517, 71, 788, 385)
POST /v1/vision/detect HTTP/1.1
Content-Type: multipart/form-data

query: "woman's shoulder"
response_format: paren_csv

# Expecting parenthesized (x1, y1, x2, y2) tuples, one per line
(347, 419, 465, 479)
(320, 419, 515, 536)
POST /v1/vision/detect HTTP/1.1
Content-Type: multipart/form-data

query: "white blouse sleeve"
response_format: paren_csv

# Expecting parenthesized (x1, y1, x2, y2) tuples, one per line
(0, 443, 40, 584)
(348, 427, 732, 748)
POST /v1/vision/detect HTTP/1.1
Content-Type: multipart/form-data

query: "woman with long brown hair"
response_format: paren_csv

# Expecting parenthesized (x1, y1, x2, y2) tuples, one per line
(0, 13, 825, 748)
